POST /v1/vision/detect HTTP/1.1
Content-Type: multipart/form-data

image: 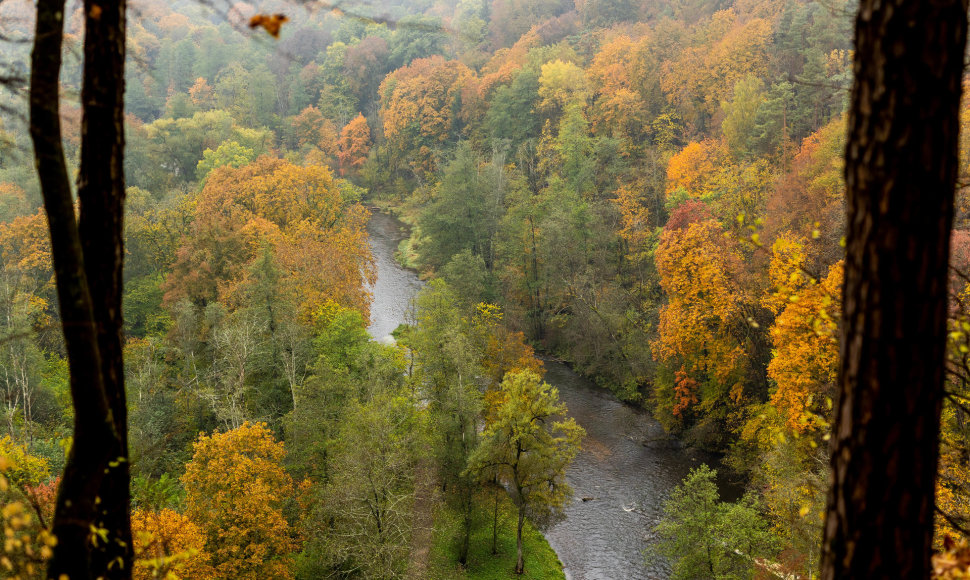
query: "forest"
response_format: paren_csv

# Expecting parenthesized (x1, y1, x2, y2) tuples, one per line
(0, 0, 966, 577)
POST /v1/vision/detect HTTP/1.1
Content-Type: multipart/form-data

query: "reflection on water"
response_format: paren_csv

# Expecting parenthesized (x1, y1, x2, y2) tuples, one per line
(366, 211, 732, 580)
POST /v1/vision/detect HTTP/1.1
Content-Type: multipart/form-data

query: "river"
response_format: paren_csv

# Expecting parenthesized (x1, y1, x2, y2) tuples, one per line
(366, 211, 730, 580)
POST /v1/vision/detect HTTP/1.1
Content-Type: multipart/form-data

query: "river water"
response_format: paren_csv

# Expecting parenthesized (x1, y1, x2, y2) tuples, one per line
(366, 211, 726, 579)
(366, 211, 423, 341)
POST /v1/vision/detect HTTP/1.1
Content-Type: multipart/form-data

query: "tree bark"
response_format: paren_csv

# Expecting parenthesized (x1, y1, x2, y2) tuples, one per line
(30, 0, 131, 577)
(516, 506, 525, 574)
(77, 0, 132, 576)
(821, 0, 968, 576)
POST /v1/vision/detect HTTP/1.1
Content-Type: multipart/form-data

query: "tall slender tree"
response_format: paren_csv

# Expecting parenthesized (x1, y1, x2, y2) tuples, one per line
(30, 0, 132, 577)
(821, 0, 968, 576)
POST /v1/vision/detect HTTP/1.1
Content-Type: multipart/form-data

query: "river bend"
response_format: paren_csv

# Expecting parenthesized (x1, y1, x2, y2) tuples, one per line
(366, 211, 715, 579)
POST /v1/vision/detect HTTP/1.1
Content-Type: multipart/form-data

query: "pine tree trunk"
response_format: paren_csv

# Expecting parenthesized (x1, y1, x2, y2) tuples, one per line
(821, 0, 968, 576)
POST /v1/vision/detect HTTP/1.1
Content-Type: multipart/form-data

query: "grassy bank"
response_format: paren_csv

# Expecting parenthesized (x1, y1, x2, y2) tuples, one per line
(428, 491, 566, 580)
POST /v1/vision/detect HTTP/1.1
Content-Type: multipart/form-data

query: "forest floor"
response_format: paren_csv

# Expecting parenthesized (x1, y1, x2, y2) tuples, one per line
(409, 460, 438, 578)
(426, 490, 566, 579)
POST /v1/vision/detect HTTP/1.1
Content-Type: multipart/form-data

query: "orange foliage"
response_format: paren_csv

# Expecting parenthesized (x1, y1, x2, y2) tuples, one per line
(666, 140, 728, 198)
(248, 13, 289, 37)
(475, 305, 545, 424)
(765, 117, 846, 265)
(766, 260, 842, 433)
(189, 77, 214, 109)
(479, 28, 541, 96)
(0, 208, 54, 308)
(379, 56, 477, 175)
(132, 508, 216, 580)
(654, 219, 748, 402)
(337, 113, 372, 176)
(660, 10, 771, 120)
(183, 422, 295, 579)
(587, 35, 648, 140)
(672, 367, 699, 417)
(163, 157, 374, 318)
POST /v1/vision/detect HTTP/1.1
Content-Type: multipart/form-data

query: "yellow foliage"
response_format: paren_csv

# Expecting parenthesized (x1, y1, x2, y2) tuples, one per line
(0, 443, 55, 580)
(537, 60, 589, 113)
(766, 261, 842, 434)
(132, 509, 215, 580)
(762, 233, 809, 315)
(182, 422, 296, 579)
(934, 537, 970, 579)
(613, 181, 653, 266)
(666, 139, 773, 221)
(654, 219, 748, 401)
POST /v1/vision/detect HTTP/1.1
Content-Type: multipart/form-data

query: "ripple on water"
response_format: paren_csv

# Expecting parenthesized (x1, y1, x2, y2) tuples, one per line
(543, 360, 719, 580)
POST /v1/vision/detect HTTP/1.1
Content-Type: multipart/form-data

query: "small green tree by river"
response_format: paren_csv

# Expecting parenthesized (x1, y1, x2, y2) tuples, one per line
(653, 465, 776, 579)
(467, 370, 584, 574)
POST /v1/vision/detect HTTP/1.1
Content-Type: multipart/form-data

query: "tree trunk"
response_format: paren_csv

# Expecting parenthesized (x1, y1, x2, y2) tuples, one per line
(30, 0, 131, 577)
(492, 491, 499, 555)
(77, 0, 132, 576)
(821, 0, 968, 576)
(515, 506, 525, 574)
(458, 483, 472, 566)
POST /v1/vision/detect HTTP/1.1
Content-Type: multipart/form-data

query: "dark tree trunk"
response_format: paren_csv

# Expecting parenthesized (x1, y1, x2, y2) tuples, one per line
(492, 490, 499, 555)
(459, 488, 472, 566)
(515, 506, 525, 574)
(29, 0, 131, 577)
(31, 1, 115, 576)
(77, 0, 132, 576)
(821, 0, 968, 577)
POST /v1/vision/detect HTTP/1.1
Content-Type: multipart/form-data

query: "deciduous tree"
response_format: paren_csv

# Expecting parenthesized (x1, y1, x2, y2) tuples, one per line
(182, 422, 295, 579)
(467, 370, 584, 574)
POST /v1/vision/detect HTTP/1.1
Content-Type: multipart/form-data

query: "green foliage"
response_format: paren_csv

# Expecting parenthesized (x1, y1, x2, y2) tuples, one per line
(653, 465, 776, 579)
(196, 140, 256, 182)
(467, 370, 584, 573)
(297, 393, 428, 579)
(418, 143, 504, 270)
(428, 490, 566, 579)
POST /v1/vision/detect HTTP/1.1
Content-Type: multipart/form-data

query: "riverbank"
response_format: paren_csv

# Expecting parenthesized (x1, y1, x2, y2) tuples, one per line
(366, 208, 741, 578)
(367, 210, 567, 578)
(427, 490, 566, 580)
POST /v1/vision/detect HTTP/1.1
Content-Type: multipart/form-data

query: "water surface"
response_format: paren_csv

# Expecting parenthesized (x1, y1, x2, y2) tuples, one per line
(366, 210, 423, 341)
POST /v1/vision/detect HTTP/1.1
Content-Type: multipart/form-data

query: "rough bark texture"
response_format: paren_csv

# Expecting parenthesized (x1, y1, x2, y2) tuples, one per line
(30, 0, 131, 577)
(821, 0, 968, 577)
(78, 0, 132, 575)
